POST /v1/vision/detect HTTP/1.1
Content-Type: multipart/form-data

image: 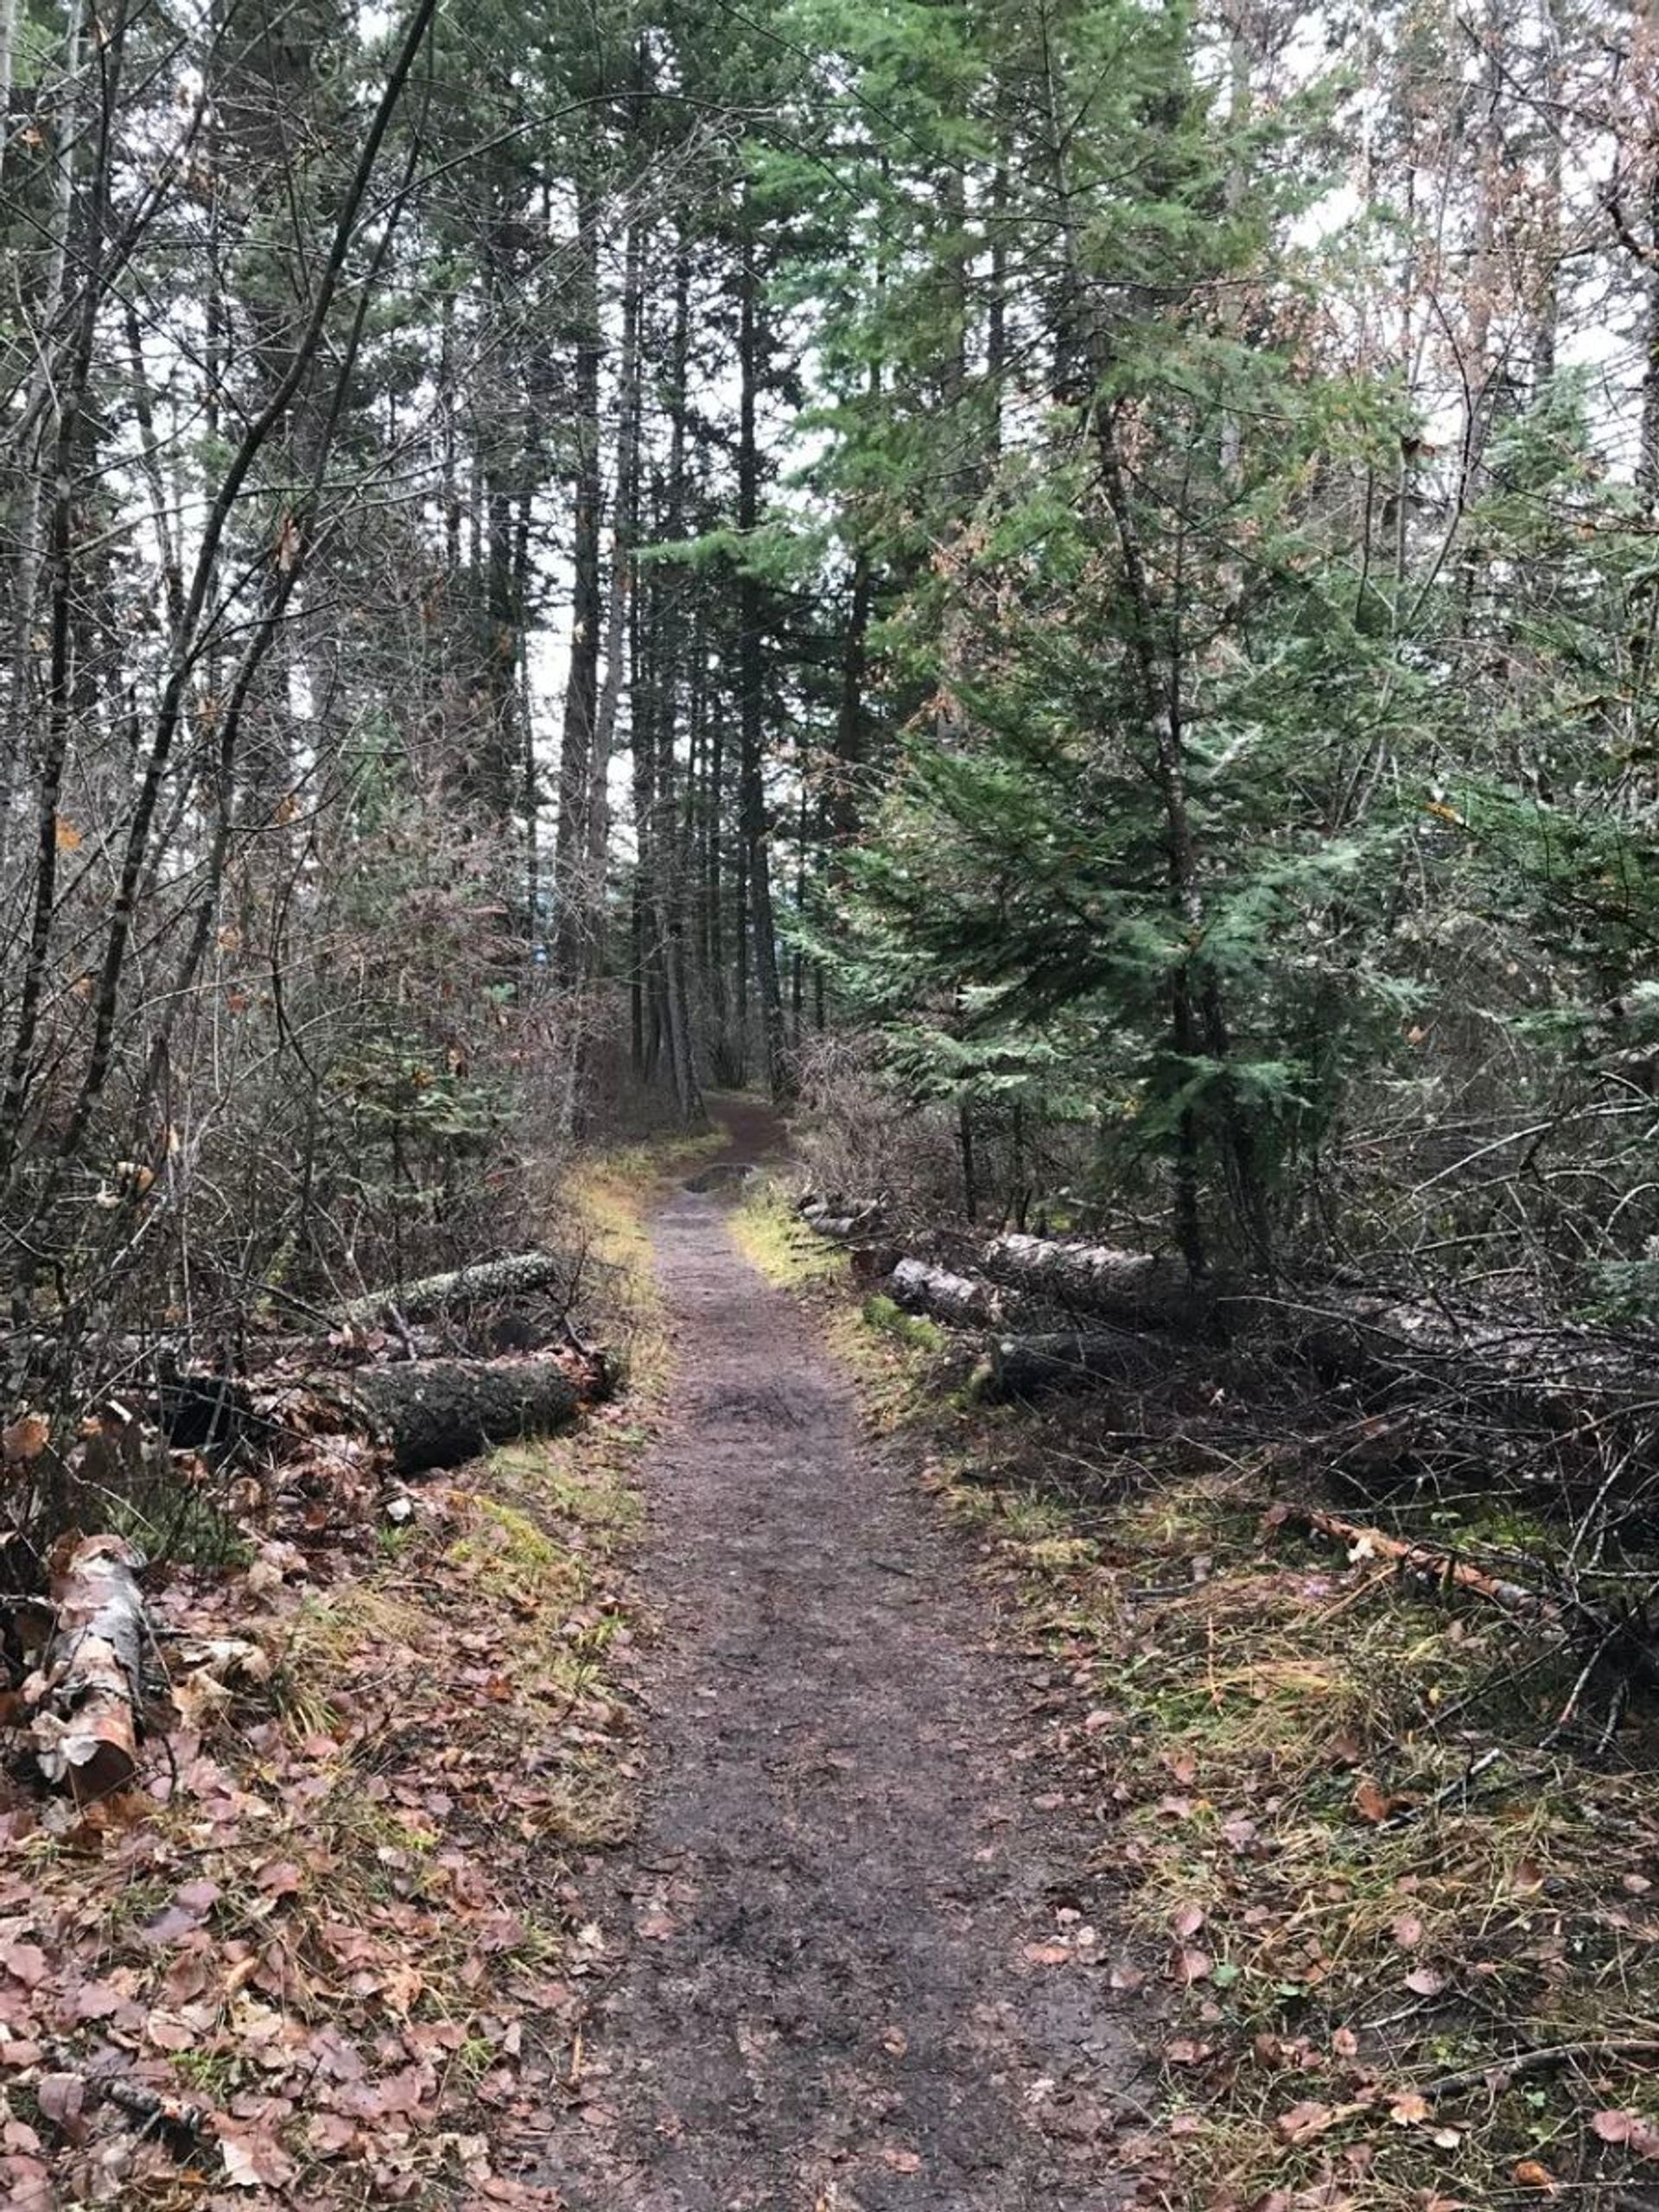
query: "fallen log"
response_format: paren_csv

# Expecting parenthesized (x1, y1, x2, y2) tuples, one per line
(800, 1197, 884, 1240)
(339, 1251, 569, 1328)
(982, 1329, 1183, 1400)
(1283, 1289, 1644, 1434)
(887, 1257, 1003, 1330)
(982, 1233, 1213, 1331)
(29, 1533, 147, 1803)
(980, 1239, 1658, 1463)
(317, 1355, 585, 1476)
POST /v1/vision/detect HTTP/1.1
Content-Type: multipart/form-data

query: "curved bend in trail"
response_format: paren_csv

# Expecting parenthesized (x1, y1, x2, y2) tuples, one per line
(541, 1100, 1136, 2211)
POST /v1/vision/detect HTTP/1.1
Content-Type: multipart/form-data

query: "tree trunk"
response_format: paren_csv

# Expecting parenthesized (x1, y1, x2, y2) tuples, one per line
(981, 1232, 1216, 1329)
(553, 175, 604, 984)
(324, 1354, 583, 1476)
(735, 232, 789, 1101)
(339, 1250, 569, 1326)
(32, 1533, 146, 1803)
(588, 213, 645, 918)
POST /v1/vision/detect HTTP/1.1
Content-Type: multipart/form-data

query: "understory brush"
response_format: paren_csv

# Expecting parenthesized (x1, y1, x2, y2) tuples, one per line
(737, 1171, 1659, 2211)
(0, 1136, 695, 2210)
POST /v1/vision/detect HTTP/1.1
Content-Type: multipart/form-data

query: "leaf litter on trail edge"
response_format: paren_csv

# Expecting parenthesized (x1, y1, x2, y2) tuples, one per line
(0, 1414, 645, 2208)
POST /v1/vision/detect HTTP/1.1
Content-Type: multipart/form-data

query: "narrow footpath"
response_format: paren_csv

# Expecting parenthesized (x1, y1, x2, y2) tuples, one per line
(539, 1103, 1139, 2211)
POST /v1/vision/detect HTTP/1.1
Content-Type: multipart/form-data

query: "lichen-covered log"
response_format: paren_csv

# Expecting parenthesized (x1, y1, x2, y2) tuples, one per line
(981, 1233, 1211, 1329)
(983, 1329, 1180, 1400)
(325, 1356, 584, 1475)
(339, 1251, 569, 1328)
(30, 1533, 147, 1803)
(888, 1258, 1003, 1330)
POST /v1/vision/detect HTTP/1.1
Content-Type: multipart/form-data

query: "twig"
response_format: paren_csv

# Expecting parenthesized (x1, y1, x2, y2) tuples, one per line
(1539, 1628, 1619, 1751)
(104, 2076, 209, 2140)
(1381, 1745, 1505, 1830)
(1424, 2038, 1659, 2101)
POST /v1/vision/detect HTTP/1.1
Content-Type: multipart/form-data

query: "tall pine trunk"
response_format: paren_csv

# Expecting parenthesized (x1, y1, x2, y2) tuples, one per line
(736, 241, 789, 1102)
(553, 175, 604, 987)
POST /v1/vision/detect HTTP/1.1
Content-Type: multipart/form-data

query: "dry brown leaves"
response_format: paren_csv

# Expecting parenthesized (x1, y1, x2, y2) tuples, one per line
(0, 1405, 646, 2209)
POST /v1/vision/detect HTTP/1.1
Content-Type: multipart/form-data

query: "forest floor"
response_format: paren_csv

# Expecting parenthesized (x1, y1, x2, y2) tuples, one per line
(16, 1101, 1659, 2211)
(529, 1095, 1144, 2210)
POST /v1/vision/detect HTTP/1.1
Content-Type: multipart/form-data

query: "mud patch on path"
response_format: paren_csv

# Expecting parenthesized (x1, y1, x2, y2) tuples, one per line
(537, 1116, 1141, 2210)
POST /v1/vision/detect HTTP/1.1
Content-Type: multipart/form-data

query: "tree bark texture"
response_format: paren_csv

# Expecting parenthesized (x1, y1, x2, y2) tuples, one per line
(339, 1250, 569, 1326)
(981, 1233, 1213, 1330)
(31, 1533, 147, 1802)
(322, 1355, 583, 1476)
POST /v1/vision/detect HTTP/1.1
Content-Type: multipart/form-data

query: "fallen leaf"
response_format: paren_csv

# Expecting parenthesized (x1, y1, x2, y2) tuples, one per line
(36, 2073, 86, 2139)
(1353, 1777, 1394, 1824)
(1277, 2101, 1335, 2144)
(1389, 2092, 1430, 2126)
(221, 2124, 298, 2187)
(0, 1943, 48, 1987)
(1590, 2108, 1659, 2152)
(2, 1415, 48, 1465)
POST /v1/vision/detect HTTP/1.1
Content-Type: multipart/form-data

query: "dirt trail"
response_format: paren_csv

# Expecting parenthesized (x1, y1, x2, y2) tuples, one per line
(539, 1099, 1138, 2211)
